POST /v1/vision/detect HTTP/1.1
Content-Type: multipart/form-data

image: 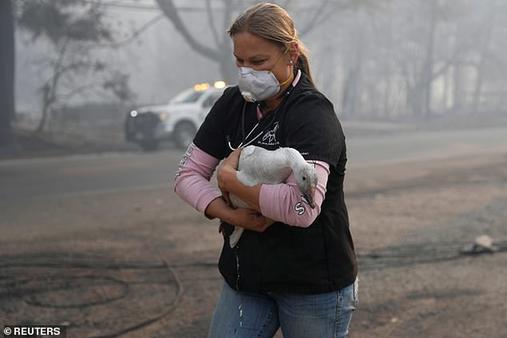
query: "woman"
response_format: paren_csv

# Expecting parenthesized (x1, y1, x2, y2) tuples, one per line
(174, 3, 357, 337)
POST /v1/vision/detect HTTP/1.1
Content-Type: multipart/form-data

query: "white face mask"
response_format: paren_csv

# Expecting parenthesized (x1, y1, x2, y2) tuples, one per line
(237, 67, 281, 102)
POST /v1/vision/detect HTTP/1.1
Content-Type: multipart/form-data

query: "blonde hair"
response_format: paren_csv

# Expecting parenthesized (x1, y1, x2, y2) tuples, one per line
(228, 2, 315, 87)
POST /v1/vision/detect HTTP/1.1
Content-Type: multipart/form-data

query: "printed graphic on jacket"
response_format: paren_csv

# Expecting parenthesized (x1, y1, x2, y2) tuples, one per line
(257, 122, 280, 147)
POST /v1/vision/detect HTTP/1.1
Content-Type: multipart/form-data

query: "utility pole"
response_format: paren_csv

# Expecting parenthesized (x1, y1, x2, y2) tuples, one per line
(0, 0, 15, 146)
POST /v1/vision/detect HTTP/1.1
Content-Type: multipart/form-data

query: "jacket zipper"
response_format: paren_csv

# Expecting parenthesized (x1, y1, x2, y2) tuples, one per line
(235, 244, 240, 290)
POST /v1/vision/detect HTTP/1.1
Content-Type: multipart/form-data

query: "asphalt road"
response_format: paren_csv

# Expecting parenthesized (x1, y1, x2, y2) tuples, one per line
(1, 125, 507, 205)
(1, 124, 507, 338)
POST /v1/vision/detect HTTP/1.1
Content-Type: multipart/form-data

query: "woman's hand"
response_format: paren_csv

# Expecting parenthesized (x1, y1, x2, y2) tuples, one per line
(229, 207, 275, 232)
(223, 148, 241, 169)
(207, 197, 274, 234)
(217, 149, 242, 205)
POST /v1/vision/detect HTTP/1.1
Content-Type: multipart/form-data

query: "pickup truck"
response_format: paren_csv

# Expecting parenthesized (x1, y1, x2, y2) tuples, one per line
(125, 81, 226, 150)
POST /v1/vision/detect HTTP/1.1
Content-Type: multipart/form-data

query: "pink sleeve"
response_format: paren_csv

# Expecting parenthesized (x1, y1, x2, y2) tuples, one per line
(259, 161, 330, 227)
(173, 143, 222, 216)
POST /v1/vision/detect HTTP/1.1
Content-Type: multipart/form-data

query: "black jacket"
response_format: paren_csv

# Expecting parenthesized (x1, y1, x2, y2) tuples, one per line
(194, 72, 357, 294)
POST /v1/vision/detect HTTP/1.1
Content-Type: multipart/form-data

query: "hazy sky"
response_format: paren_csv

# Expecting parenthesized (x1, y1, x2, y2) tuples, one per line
(15, 0, 507, 119)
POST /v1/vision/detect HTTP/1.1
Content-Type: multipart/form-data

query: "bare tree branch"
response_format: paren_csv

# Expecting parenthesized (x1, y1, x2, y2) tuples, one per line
(205, 0, 221, 47)
(107, 14, 165, 48)
(37, 36, 71, 133)
(299, 0, 331, 37)
(281, 0, 294, 10)
(222, 0, 235, 41)
(432, 46, 464, 80)
(59, 82, 100, 100)
(45, 60, 99, 84)
(155, 0, 221, 61)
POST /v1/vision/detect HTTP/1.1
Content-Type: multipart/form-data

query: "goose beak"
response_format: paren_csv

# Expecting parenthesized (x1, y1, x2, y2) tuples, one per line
(303, 192, 316, 209)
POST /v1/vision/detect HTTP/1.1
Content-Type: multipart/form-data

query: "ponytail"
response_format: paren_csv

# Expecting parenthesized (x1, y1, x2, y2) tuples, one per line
(296, 43, 315, 87)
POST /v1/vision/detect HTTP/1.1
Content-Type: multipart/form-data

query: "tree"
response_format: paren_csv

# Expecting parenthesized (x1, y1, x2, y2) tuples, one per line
(370, 0, 470, 117)
(17, 0, 133, 133)
(0, 0, 15, 146)
(155, 0, 367, 82)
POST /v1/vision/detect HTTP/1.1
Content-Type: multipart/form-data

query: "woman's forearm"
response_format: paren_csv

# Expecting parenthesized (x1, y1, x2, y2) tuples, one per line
(205, 196, 273, 232)
(204, 196, 236, 223)
(173, 143, 222, 215)
(258, 161, 329, 227)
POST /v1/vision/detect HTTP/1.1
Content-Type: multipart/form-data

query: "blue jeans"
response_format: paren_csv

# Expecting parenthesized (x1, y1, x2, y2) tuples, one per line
(208, 279, 358, 338)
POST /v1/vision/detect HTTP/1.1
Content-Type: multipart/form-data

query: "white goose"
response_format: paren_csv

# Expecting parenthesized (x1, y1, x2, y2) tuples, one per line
(228, 145, 318, 248)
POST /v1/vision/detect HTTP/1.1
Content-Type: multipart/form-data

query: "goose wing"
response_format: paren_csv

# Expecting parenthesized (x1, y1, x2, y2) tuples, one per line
(238, 146, 292, 185)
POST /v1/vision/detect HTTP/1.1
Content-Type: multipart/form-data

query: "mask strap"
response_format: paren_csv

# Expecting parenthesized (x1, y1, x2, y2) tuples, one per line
(278, 73, 293, 87)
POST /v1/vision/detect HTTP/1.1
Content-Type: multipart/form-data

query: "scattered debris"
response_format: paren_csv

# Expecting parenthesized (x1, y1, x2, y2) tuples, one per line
(460, 235, 498, 255)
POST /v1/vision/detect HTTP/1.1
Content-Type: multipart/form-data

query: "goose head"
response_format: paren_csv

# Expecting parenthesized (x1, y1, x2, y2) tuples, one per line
(293, 163, 318, 208)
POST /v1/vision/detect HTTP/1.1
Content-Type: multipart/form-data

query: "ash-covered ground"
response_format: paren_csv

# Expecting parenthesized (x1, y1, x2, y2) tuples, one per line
(1, 139, 506, 338)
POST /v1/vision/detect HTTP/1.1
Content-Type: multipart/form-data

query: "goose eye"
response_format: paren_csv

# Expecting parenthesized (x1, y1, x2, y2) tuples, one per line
(302, 176, 306, 181)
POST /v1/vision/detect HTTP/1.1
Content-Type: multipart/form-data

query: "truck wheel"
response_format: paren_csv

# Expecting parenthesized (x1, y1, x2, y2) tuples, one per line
(139, 139, 159, 151)
(173, 122, 196, 150)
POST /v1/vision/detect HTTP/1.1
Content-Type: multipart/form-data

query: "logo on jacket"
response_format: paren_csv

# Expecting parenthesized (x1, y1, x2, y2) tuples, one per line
(258, 122, 279, 146)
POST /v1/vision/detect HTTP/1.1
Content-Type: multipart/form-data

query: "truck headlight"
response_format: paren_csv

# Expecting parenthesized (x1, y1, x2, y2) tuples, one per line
(159, 112, 169, 121)
(130, 110, 138, 117)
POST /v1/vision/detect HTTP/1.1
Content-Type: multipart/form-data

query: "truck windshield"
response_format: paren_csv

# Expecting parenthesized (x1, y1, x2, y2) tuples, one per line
(171, 89, 205, 104)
